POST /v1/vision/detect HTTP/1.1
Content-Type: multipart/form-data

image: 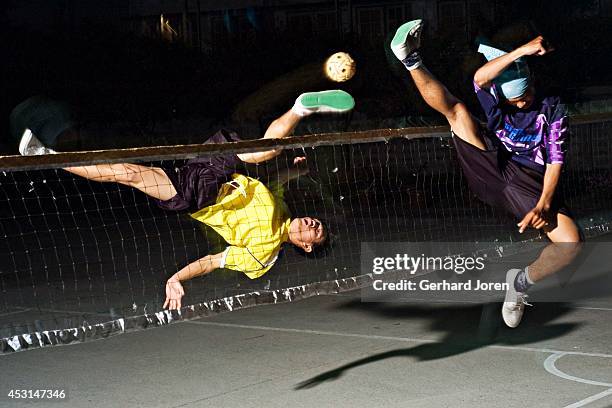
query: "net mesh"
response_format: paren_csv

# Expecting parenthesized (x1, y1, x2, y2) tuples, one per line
(1, 116, 611, 352)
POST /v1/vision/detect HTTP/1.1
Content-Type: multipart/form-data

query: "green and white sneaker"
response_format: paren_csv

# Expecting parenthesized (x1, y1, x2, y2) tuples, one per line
(390, 19, 424, 66)
(292, 90, 355, 117)
(19, 129, 57, 156)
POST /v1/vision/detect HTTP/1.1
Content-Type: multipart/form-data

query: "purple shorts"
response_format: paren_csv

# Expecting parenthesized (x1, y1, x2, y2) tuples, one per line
(156, 129, 243, 212)
(452, 132, 570, 220)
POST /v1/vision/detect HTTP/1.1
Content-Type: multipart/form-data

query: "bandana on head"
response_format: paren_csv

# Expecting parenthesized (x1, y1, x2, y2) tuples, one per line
(478, 43, 530, 100)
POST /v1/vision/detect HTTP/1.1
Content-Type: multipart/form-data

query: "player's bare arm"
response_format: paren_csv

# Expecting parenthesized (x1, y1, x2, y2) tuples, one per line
(518, 163, 563, 233)
(163, 252, 224, 310)
(474, 36, 554, 89)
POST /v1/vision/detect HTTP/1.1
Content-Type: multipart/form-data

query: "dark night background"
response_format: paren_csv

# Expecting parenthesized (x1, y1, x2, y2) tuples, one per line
(1, 0, 612, 154)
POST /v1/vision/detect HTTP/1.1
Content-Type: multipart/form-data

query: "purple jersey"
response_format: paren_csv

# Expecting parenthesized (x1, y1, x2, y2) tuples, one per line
(474, 82, 568, 172)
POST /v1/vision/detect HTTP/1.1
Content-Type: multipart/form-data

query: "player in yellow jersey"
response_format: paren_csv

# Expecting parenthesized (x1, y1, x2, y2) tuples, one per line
(19, 90, 355, 310)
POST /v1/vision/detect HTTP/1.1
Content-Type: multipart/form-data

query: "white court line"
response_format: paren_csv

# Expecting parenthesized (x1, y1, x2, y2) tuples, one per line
(544, 353, 612, 387)
(574, 306, 612, 312)
(0, 309, 32, 317)
(563, 389, 612, 408)
(544, 353, 612, 408)
(185, 320, 612, 359)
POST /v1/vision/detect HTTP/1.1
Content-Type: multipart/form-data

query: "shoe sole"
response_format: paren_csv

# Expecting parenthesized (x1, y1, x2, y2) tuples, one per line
(299, 90, 355, 112)
(390, 19, 423, 50)
(18, 128, 33, 156)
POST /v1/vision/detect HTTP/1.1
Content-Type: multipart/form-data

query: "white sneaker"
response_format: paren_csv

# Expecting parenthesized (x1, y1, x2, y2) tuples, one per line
(18, 129, 57, 156)
(502, 268, 532, 328)
(390, 19, 424, 61)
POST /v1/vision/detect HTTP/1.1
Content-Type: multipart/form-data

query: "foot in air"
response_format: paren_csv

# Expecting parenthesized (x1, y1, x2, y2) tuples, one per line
(390, 19, 424, 70)
(292, 90, 355, 117)
(502, 268, 532, 328)
(19, 129, 57, 156)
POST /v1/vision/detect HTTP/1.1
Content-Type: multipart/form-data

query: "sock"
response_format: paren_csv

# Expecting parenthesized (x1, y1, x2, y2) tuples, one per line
(514, 266, 534, 293)
(401, 51, 423, 71)
(291, 102, 312, 117)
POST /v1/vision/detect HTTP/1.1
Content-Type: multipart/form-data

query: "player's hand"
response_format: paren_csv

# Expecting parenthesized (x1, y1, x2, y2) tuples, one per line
(163, 277, 185, 310)
(519, 36, 554, 57)
(517, 204, 549, 233)
(293, 156, 309, 176)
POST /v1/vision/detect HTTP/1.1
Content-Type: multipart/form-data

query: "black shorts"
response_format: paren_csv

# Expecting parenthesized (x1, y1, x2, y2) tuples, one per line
(452, 132, 570, 220)
(156, 129, 243, 212)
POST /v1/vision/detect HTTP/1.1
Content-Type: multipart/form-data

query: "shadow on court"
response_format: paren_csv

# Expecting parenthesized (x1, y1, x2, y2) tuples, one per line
(295, 301, 579, 389)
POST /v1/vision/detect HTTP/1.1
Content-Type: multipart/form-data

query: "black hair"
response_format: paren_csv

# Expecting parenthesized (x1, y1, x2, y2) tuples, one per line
(292, 218, 335, 259)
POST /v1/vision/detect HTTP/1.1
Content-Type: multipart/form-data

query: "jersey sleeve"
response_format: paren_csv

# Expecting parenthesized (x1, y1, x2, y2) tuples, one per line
(220, 245, 278, 278)
(474, 81, 504, 133)
(545, 102, 568, 165)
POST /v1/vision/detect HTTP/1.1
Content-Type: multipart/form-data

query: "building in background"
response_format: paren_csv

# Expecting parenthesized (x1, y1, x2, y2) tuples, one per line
(122, 0, 502, 52)
(6, 0, 607, 46)
(6, 1, 605, 53)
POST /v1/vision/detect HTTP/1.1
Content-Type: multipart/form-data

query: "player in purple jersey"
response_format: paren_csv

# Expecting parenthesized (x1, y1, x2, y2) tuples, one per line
(390, 20, 581, 328)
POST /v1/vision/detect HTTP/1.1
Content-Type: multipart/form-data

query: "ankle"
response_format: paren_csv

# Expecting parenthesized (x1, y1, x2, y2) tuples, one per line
(402, 51, 423, 71)
(291, 103, 311, 117)
(514, 267, 534, 293)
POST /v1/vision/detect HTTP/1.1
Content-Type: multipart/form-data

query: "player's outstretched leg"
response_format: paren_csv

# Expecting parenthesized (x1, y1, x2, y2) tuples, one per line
(19, 129, 177, 201)
(266, 90, 355, 140)
(390, 20, 485, 150)
(238, 90, 355, 164)
(502, 213, 581, 328)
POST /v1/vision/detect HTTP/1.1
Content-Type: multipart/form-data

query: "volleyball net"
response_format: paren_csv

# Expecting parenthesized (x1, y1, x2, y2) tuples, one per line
(1, 114, 611, 353)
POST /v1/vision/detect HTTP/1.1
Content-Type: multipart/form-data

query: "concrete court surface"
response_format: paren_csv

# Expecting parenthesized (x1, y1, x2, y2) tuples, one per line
(1, 287, 612, 408)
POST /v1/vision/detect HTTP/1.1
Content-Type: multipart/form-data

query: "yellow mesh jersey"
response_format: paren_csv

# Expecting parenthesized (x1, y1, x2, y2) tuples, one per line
(190, 174, 291, 279)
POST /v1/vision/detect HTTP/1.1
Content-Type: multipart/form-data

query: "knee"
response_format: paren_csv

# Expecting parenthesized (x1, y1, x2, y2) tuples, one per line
(448, 102, 470, 123)
(547, 216, 583, 244)
(552, 229, 582, 245)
